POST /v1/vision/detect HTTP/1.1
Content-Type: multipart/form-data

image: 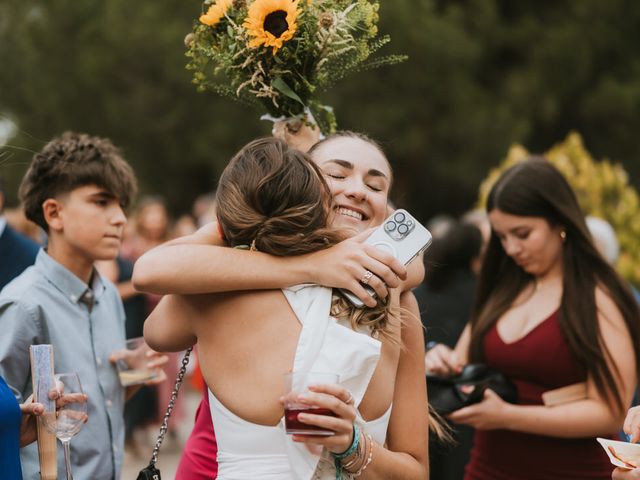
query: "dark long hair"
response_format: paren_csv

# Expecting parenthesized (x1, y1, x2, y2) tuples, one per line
(469, 157, 640, 413)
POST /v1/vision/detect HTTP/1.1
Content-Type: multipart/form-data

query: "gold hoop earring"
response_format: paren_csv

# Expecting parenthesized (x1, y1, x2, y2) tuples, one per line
(560, 230, 567, 242)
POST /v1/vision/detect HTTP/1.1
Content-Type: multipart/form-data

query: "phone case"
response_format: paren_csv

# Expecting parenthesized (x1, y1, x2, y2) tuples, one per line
(340, 209, 432, 307)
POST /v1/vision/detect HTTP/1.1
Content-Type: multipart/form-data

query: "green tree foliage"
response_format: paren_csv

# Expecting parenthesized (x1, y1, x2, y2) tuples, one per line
(1, 0, 639, 219)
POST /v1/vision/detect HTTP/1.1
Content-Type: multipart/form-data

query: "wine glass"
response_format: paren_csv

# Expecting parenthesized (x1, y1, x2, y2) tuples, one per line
(39, 372, 88, 480)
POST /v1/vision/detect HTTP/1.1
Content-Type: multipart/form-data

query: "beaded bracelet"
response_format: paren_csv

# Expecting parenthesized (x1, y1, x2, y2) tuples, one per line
(352, 433, 374, 477)
(333, 424, 360, 480)
(341, 434, 364, 471)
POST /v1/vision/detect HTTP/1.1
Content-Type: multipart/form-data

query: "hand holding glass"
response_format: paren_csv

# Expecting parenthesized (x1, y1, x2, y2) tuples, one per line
(115, 337, 160, 386)
(38, 373, 88, 480)
(283, 371, 339, 436)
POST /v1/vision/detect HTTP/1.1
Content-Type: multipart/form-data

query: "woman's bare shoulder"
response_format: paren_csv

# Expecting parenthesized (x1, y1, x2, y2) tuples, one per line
(595, 285, 626, 328)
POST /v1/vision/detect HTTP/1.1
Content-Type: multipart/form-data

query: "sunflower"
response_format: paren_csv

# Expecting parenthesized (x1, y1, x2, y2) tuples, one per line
(200, 0, 233, 27)
(244, 0, 300, 54)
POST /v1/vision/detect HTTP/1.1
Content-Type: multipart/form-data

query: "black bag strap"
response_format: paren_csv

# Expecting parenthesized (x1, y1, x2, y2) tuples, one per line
(137, 347, 193, 479)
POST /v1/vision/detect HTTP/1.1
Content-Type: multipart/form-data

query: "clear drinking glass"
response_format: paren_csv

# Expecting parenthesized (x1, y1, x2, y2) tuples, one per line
(39, 372, 88, 480)
(283, 371, 339, 436)
(115, 336, 160, 386)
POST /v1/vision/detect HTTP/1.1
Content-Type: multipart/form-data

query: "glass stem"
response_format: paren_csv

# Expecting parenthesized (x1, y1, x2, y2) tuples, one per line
(62, 439, 73, 480)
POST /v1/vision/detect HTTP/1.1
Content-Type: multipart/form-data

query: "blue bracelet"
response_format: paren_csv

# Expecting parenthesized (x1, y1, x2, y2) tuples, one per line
(333, 424, 360, 480)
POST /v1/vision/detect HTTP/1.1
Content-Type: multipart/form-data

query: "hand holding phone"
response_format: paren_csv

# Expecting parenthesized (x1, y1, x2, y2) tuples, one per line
(340, 209, 432, 307)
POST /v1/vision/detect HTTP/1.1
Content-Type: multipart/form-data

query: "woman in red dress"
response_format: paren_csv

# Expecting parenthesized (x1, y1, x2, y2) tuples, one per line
(426, 157, 640, 479)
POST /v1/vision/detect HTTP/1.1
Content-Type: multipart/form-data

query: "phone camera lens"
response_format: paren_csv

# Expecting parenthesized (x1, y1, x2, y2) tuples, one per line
(398, 224, 409, 235)
(393, 212, 406, 223)
(384, 221, 397, 232)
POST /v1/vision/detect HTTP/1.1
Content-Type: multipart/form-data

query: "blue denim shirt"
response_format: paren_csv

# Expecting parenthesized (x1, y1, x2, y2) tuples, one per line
(0, 250, 126, 480)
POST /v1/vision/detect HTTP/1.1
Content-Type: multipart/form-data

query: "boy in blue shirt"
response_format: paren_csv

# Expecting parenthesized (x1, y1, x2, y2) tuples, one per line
(0, 131, 166, 480)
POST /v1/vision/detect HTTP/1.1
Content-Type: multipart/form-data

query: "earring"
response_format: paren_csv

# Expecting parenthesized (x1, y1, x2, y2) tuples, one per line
(560, 230, 567, 242)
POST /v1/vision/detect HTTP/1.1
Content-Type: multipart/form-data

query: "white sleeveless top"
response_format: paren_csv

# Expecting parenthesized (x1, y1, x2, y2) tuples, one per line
(209, 285, 391, 480)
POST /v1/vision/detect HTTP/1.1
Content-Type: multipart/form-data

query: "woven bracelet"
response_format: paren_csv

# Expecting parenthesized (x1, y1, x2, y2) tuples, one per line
(333, 424, 360, 480)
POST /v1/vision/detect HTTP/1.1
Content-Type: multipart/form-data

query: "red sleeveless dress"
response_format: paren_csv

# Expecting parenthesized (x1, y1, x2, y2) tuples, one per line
(464, 310, 616, 480)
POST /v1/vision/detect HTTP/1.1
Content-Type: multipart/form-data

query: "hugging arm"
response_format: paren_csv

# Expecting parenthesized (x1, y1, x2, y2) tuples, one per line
(143, 294, 198, 353)
(365, 291, 429, 479)
(133, 222, 407, 307)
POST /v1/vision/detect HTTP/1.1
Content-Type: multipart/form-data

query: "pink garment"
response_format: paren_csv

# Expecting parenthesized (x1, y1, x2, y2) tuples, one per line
(176, 385, 218, 480)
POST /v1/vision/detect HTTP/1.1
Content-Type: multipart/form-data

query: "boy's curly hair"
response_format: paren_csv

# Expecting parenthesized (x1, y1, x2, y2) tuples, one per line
(19, 131, 137, 231)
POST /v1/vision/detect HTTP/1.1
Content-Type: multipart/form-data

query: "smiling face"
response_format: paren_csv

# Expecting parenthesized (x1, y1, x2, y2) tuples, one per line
(488, 208, 565, 277)
(310, 136, 391, 234)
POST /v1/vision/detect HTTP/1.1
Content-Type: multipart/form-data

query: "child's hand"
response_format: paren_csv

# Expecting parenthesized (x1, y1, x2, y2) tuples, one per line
(19, 396, 44, 447)
(109, 344, 169, 386)
(141, 350, 169, 386)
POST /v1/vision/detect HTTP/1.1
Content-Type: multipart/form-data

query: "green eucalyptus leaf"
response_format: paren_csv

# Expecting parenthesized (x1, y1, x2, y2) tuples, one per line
(272, 77, 305, 106)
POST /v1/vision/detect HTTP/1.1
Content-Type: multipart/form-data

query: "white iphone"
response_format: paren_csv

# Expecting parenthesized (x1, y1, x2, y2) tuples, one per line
(339, 209, 432, 307)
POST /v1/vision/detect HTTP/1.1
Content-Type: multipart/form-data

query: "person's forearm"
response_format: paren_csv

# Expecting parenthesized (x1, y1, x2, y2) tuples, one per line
(133, 244, 311, 294)
(504, 398, 624, 438)
(117, 281, 139, 300)
(357, 443, 427, 480)
(355, 292, 428, 479)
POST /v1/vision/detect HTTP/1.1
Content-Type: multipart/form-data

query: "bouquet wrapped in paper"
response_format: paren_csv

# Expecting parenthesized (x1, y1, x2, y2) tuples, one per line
(186, 0, 406, 134)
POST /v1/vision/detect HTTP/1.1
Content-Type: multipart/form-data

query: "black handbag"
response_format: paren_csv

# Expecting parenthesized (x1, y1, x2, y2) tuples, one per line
(427, 363, 518, 414)
(137, 347, 193, 480)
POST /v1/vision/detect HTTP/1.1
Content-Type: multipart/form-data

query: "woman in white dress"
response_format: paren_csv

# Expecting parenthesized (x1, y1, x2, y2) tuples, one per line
(134, 134, 428, 479)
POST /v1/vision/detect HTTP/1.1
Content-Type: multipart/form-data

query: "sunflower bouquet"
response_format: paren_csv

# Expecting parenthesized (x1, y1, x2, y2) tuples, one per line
(186, 0, 406, 134)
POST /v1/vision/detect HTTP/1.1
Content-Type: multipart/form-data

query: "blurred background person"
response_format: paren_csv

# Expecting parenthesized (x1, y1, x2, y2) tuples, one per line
(120, 195, 186, 447)
(586, 216, 620, 266)
(415, 220, 483, 480)
(192, 192, 217, 229)
(416, 220, 483, 348)
(96, 255, 155, 457)
(0, 176, 40, 291)
(122, 195, 172, 261)
(587, 215, 640, 304)
(172, 213, 198, 239)
(426, 213, 455, 241)
(461, 209, 491, 260)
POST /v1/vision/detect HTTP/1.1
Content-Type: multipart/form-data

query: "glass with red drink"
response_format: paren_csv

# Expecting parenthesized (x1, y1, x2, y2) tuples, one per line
(283, 371, 340, 436)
